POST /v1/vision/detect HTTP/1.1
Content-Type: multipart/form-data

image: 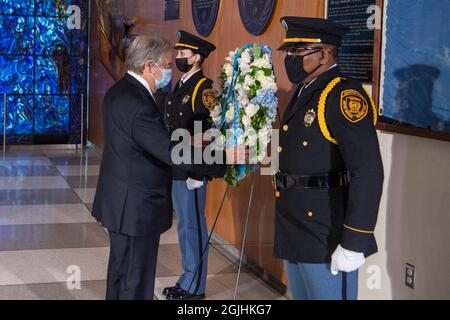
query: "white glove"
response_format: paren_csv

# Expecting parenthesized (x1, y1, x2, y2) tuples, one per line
(186, 178, 204, 190)
(330, 245, 365, 276)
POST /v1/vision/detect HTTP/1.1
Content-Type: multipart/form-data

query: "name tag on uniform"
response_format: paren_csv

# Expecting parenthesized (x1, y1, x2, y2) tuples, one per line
(182, 95, 190, 104)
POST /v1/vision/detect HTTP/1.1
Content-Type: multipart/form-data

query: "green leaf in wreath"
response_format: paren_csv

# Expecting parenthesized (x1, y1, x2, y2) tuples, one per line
(263, 68, 273, 77)
(253, 45, 262, 59)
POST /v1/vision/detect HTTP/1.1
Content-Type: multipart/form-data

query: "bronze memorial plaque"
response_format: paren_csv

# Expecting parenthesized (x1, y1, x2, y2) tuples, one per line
(192, 0, 221, 37)
(238, 0, 276, 36)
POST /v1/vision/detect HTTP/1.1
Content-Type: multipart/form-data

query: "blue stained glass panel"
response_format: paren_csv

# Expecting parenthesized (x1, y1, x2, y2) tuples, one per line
(0, 16, 35, 55)
(36, 0, 87, 17)
(70, 57, 86, 94)
(35, 17, 69, 55)
(34, 95, 69, 134)
(1, 0, 88, 144)
(0, 0, 35, 15)
(69, 17, 87, 56)
(35, 56, 60, 94)
(0, 95, 33, 135)
(0, 55, 34, 94)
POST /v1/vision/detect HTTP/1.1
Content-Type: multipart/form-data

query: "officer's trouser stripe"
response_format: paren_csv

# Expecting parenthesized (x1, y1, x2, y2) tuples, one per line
(190, 189, 203, 295)
(342, 272, 348, 300)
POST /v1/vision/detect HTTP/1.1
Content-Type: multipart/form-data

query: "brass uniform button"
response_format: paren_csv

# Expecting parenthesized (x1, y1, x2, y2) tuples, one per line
(166, 113, 170, 117)
(307, 211, 313, 217)
(275, 191, 280, 198)
(179, 112, 183, 116)
(168, 101, 172, 105)
(277, 146, 283, 153)
(283, 125, 289, 132)
(302, 141, 308, 147)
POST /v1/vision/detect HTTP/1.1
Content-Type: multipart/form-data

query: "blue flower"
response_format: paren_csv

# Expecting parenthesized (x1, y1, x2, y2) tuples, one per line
(250, 89, 278, 121)
(262, 46, 272, 55)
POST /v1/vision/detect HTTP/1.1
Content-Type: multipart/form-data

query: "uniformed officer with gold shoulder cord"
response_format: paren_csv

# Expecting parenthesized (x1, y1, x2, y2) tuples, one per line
(163, 30, 217, 300)
(274, 17, 384, 300)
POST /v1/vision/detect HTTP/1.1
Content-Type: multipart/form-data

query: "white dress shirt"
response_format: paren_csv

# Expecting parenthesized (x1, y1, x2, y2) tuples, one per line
(298, 64, 338, 97)
(180, 69, 202, 87)
(127, 71, 155, 102)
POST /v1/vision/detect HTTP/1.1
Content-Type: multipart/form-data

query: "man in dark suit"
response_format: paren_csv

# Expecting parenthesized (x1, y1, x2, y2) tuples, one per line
(92, 35, 227, 300)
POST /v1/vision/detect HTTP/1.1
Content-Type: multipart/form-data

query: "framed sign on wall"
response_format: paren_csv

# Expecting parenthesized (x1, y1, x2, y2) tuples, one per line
(374, 0, 450, 141)
(326, 0, 376, 83)
(165, 0, 180, 21)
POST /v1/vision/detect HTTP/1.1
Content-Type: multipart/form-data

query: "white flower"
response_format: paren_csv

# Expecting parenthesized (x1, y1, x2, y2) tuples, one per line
(251, 58, 270, 69)
(225, 49, 237, 63)
(240, 63, 251, 75)
(243, 75, 255, 90)
(224, 63, 233, 78)
(242, 115, 251, 128)
(237, 89, 249, 107)
(240, 49, 251, 64)
(262, 78, 277, 91)
(246, 103, 259, 118)
(258, 125, 272, 146)
(210, 104, 222, 118)
(257, 151, 267, 163)
(225, 107, 234, 122)
(255, 70, 266, 82)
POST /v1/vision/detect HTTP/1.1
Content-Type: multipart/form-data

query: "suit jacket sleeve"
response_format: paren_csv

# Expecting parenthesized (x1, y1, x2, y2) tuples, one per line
(132, 100, 173, 165)
(132, 100, 226, 178)
(327, 82, 384, 257)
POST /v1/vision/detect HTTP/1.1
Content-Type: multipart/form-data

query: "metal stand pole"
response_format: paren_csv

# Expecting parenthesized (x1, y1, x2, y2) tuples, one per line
(233, 172, 256, 300)
(80, 94, 84, 152)
(3, 94, 6, 155)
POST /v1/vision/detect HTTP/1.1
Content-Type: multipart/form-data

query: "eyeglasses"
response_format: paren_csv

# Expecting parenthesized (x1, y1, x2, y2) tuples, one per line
(282, 47, 324, 58)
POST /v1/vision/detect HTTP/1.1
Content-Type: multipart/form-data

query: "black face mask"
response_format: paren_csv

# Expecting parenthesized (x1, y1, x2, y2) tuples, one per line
(284, 50, 322, 84)
(175, 55, 195, 73)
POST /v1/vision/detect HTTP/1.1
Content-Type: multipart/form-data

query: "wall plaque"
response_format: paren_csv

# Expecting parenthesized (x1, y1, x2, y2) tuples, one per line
(165, 0, 180, 21)
(238, 0, 276, 36)
(192, 0, 220, 37)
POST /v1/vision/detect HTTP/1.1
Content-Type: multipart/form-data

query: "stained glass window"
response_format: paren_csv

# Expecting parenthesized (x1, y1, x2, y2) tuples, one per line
(0, 0, 88, 144)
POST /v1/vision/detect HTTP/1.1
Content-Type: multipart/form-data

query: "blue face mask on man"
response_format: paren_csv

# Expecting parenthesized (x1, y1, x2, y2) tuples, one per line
(152, 64, 172, 89)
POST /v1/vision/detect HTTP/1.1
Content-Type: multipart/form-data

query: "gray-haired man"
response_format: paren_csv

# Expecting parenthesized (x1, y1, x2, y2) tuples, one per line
(92, 35, 227, 300)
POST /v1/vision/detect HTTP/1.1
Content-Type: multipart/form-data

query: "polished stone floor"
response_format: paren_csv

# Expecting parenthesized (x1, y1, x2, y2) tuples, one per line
(0, 147, 286, 300)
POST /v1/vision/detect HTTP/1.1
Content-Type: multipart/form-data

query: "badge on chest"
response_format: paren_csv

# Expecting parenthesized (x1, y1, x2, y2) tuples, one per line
(182, 95, 190, 105)
(304, 109, 316, 127)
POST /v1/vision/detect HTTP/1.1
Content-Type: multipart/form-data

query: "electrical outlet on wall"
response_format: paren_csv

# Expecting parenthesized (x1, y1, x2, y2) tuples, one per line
(405, 263, 415, 289)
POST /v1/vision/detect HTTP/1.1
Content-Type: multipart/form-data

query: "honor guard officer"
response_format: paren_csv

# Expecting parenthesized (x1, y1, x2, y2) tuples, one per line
(274, 17, 384, 300)
(163, 30, 217, 300)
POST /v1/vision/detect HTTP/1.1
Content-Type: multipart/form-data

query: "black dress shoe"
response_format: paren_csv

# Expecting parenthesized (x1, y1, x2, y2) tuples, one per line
(163, 283, 180, 296)
(166, 287, 205, 300)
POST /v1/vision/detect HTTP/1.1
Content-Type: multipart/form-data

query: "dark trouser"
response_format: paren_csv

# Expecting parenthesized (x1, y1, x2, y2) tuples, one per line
(106, 230, 160, 300)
